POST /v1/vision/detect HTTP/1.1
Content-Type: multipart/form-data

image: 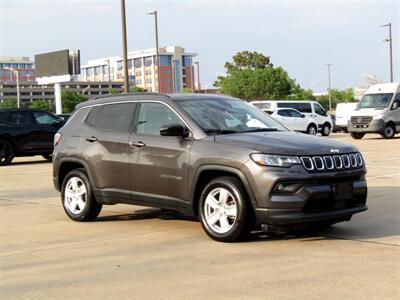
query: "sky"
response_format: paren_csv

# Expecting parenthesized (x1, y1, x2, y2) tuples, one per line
(1, 0, 399, 93)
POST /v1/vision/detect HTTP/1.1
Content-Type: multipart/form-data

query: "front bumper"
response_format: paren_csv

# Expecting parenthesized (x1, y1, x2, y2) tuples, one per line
(348, 119, 385, 133)
(254, 178, 367, 226)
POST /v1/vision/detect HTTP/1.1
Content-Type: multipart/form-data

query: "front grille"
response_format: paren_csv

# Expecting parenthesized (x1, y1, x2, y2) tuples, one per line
(351, 116, 372, 126)
(300, 153, 363, 172)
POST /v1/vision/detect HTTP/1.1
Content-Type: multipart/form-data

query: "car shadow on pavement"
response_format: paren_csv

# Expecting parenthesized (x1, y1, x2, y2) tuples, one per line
(95, 208, 199, 223)
(10, 159, 51, 166)
(93, 186, 399, 243)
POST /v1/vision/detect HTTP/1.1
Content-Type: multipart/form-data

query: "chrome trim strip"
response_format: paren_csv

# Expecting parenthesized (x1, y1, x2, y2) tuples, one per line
(349, 154, 357, 167)
(312, 156, 325, 170)
(323, 156, 334, 170)
(342, 154, 350, 168)
(333, 155, 343, 169)
(300, 157, 314, 170)
(356, 153, 363, 167)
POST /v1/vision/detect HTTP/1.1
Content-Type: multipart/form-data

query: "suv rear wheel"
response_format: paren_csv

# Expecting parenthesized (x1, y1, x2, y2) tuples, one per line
(61, 169, 102, 221)
(306, 124, 317, 135)
(199, 177, 253, 242)
(0, 140, 14, 166)
(321, 123, 331, 136)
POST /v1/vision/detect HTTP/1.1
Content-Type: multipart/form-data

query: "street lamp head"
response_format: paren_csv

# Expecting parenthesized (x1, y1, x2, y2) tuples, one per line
(380, 23, 391, 27)
(147, 10, 157, 15)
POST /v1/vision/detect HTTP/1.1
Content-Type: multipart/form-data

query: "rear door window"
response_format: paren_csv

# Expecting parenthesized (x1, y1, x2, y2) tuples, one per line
(277, 102, 312, 113)
(96, 103, 136, 132)
(7, 111, 34, 126)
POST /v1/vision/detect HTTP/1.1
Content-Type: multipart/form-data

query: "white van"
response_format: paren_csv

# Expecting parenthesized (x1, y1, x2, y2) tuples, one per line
(251, 100, 333, 136)
(335, 102, 358, 132)
(348, 83, 400, 139)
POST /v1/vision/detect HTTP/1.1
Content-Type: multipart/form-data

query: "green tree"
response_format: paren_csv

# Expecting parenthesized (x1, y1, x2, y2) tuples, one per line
(109, 88, 121, 94)
(215, 51, 296, 100)
(316, 88, 356, 111)
(286, 88, 316, 100)
(130, 86, 148, 93)
(62, 90, 86, 113)
(182, 87, 192, 94)
(29, 100, 53, 112)
(0, 99, 17, 109)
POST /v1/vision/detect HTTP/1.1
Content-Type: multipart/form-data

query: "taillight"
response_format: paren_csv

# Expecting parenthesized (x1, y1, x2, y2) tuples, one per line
(54, 133, 61, 146)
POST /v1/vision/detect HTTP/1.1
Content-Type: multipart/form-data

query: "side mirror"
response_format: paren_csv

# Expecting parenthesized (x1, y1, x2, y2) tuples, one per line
(53, 119, 65, 127)
(301, 114, 305, 118)
(391, 101, 400, 110)
(160, 123, 189, 138)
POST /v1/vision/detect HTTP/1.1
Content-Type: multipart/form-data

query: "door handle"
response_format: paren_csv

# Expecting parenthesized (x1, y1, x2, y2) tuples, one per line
(130, 141, 146, 148)
(85, 136, 98, 143)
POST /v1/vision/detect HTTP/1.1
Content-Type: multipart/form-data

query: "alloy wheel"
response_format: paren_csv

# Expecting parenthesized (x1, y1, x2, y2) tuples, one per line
(64, 177, 87, 214)
(204, 187, 238, 234)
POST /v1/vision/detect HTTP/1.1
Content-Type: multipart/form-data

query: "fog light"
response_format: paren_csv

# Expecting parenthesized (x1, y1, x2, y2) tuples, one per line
(273, 182, 303, 195)
(276, 184, 285, 191)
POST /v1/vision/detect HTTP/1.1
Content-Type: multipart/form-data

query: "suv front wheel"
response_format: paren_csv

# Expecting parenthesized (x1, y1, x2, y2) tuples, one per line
(61, 169, 102, 221)
(321, 123, 331, 136)
(199, 177, 253, 242)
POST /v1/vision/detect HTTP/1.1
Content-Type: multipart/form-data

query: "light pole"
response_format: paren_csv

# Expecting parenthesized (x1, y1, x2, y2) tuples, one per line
(147, 10, 161, 93)
(381, 23, 393, 82)
(120, 0, 129, 93)
(5, 67, 20, 109)
(326, 64, 333, 112)
(194, 61, 201, 93)
(107, 59, 112, 92)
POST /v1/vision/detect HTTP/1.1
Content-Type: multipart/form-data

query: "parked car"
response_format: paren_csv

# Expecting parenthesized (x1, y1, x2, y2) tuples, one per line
(251, 100, 333, 136)
(0, 109, 64, 165)
(335, 102, 358, 132)
(349, 82, 400, 139)
(53, 93, 367, 242)
(57, 114, 71, 122)
(264, 108, 318, 135)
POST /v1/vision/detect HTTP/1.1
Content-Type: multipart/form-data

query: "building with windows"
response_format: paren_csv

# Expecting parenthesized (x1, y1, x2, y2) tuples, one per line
(80, 46, 197, 93)
(0, 56, 35, 81)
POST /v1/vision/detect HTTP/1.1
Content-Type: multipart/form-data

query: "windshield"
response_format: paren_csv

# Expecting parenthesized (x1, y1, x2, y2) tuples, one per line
(359, 93, 393, 109)
(177, 98, 288, 134)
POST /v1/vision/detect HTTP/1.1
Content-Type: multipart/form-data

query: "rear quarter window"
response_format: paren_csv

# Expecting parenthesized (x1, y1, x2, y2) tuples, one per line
(277, 102, 312, 113)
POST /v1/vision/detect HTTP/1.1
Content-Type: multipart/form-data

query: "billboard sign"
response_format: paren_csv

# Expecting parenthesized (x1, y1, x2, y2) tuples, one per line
(35, 49, 80, 78)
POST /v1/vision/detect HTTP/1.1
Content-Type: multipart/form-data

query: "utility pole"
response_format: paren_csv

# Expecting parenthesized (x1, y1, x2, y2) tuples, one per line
(326, 64, 333, 112)
(107, 59, 112, 92)
(120, 0, 129, 93)
(5, 67, 20, 108)
(381, 23, 393, 82)
(194, 61, 200, 93)
(148, 10, 161, 93)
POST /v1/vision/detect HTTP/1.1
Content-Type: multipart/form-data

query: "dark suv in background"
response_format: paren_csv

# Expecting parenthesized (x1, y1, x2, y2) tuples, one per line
(53, 94, 367, 242)
(0, 109, 64, 166)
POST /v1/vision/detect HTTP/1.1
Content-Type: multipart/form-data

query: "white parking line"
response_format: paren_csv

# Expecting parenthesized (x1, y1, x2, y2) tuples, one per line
(367, 173, 400, 179)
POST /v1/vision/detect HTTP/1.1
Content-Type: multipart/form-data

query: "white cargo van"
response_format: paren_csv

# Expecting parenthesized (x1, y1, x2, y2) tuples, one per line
(348, 83, 400, 139)
(335, 102, 358, 132)
(251, 100, 333, 136)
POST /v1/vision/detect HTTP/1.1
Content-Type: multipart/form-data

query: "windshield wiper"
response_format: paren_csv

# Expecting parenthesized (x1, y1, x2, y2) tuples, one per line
(203, 129, 239, 135)
(243, 128, 280, 133)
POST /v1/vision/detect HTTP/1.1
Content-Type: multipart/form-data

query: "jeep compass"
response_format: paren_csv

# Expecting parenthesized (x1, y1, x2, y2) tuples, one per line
(53, 93, 367, 242)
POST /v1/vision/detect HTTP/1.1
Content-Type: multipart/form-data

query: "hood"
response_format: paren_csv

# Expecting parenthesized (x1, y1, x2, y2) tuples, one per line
(351, 108, 387, 117)
(214, 131, 356, 156)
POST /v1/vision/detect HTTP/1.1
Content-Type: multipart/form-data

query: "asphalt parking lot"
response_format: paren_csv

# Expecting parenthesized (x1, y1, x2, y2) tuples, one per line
(1, 133, 399, 299)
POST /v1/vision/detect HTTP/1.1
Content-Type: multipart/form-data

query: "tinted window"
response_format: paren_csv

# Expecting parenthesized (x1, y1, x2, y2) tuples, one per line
(313, 103, 326, 116)
(96, 103, 135, 132)
(278, 110, 290, 117)
(85, 107, 102, 127)
(287, 109, 302, 118)
(33, 111, 59, 125)
(277, 102, 312, 113)
(8, 112, 34, 126)
(136, 102, 183, 136)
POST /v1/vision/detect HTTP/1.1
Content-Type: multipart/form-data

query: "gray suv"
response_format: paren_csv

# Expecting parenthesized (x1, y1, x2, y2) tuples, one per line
(53, 93, 367, 242)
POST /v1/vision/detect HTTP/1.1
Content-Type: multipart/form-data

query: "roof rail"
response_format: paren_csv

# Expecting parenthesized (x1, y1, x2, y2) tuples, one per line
(89, 92, 163, 100)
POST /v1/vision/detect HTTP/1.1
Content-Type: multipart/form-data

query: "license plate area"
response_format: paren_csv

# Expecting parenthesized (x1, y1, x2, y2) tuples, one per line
(332, 183, 353, 208)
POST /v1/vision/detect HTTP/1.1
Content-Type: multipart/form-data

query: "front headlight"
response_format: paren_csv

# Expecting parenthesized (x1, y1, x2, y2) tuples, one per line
(250, 154, 301, 167)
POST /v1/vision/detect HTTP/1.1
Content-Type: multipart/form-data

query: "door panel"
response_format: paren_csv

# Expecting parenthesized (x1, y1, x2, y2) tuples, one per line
(83, 103, 136, 198)
(130, 102, 192, 203)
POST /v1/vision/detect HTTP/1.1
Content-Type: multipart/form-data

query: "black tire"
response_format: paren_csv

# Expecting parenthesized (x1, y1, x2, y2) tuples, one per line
(0, 140, 15, 166)
(321, 123, 331, 136)
(42, 154, 52, 161)
(198, 176, 253, 242)
(306, 124, 317, 135)
(350, 132, 365, 139)
(381, 124, 395, 139)
(61, 169, 102, 222)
